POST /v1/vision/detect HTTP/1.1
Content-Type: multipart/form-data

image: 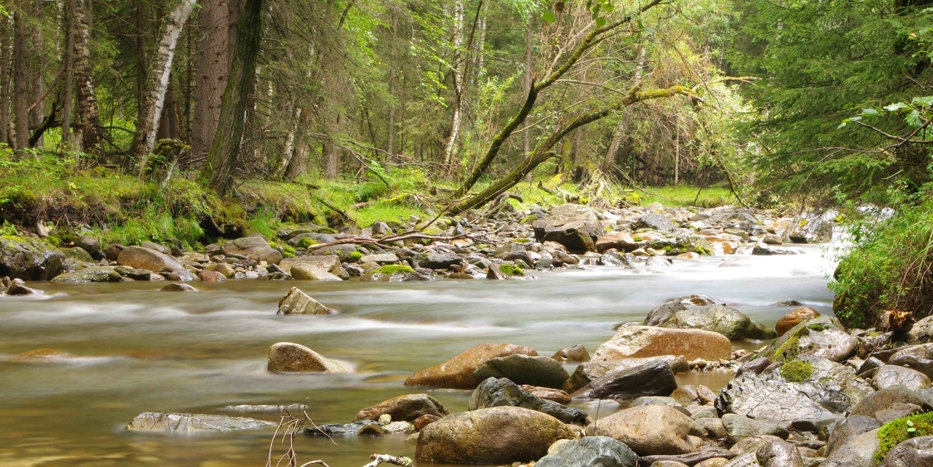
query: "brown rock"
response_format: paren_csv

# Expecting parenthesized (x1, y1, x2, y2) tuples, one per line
(591, 404, 698, 455)
(221, 236, 283, 265)
(353, 394, 448, 422)
(775, 307, 820, 336)
(413, 414, 440, 431)
(277, 287, 336, 315)
(592, 325, 731, 362)
(198, 270, 226, 282)
(280, 255, 342, 275)
(595, 231, 638, 253)
(266, 342, 350, 373)
(160, 282, 197, 292)
(404, 343, 537, 389)
(118, 246, 190, 278)
(416, 406, 576, 464)
(291, 263, 342, 281)
(521, 385, 572, 404)
(551, 344, 590, 363)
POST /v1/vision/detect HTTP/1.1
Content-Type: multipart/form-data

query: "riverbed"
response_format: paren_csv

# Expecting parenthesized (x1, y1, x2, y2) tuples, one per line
(0, 246, 838, 466)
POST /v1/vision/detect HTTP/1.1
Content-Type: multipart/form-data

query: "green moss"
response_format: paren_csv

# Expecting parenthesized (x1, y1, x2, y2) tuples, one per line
(499, 264, 525, 276)
(378, 264, 413, 275)
(513, 238, 531, 244)
(773, 335, 801, 362)
(780, 360, 813, 383)
(348, 251, 363, 261)
(297, 237, 319, 248)
(876, 412, 933, 462)
(520, 215, 538, 224)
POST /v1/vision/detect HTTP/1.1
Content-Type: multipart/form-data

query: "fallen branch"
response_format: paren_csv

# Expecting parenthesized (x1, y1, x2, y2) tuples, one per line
(306, 231, 474, 251)
(362, 454, 413, 467)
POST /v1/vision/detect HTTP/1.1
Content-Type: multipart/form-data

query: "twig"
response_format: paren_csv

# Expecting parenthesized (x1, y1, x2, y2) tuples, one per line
(363, 454, 414, 467)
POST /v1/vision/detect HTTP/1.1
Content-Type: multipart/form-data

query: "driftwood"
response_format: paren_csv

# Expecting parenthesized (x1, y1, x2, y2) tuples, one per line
(362, 454, 413, 467)
(637, 449, 737, 467)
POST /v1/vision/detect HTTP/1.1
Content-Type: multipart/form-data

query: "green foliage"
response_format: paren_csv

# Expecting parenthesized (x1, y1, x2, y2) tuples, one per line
(377, 264, 414, 275)
(780, 360, 813, 383)
(831, 192, 933, 328)
(876, 411, 933, 462)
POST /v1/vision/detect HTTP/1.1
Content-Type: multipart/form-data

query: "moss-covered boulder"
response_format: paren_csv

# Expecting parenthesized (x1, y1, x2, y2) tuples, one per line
(761, 316, 857, 362)
(875, 412, 933, 463)
(415, 406, 576, 464)
(0, 236, 64, 281)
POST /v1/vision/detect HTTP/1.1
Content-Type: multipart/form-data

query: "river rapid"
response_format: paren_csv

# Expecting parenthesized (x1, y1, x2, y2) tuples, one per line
(0, 245, 839, 466)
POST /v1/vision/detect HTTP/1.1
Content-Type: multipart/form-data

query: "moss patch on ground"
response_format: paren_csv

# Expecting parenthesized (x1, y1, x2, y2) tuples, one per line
(876, 411, 933, 462)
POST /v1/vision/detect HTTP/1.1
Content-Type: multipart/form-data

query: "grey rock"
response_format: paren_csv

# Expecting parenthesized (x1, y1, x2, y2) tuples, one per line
(532, 204, 602, 252)
(421, 252, 462, 269)
(0, 236, 64, 281)
(824, 415, 880, 457)
(221, 236, 283, 264)
(277, 287, 336, 315)
(469, 377, 588, 425)
(575, 359, 677, 401)
(872, 365, 931, 391)
(786, 212, 833, 244)
(126, 412, 274, 432)
(536, 436, 638, 467)
(636, 213, 677, 233)
(880, 435, 933, 466)
(850, 386, 933, 419)
(756, 439, 803, 467)
(722, 414, 789, 439)
(660, 304, 775, 341)
(762, 316, 857, 363)
(305, 419, 382, 437)
(473, 354, 569, 389)
(820, 428, 880, 467)
(51, 266, 123, 283)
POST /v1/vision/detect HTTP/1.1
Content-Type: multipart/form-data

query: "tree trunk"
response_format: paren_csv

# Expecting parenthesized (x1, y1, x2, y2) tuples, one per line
(135, 2, 147, 126)
(157, 81, 179, 139)
(73, 0, 103, 152)
(0, 15, 12, 145)
(191, 0, 230, 160)
(205, 0, 263, 196)
(29, 16, 44, 148)
(386, 13, 397, 159)
(441, 0, 464, 174)
(602, 46, 647, 173)
(13, 9, 29, 152)
(285, 140, 308, 180)
(61, 0, 75, 149)
(276, 104, 301, 178)
(522, 18, 533, 158)
(132, 0, 197, 172)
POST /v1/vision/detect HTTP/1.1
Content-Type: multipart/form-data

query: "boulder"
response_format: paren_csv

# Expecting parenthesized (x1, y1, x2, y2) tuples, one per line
(291, 262, 342, 281)
(636, 213, 677, 233)
(716, 357, 872, 424)
(532, 204, 602, 252)
(125, 412, 274, 432)
(755, 439, 803, 467)
(160, 282, 197, 292)
(659, 304, 775, 341)
(872, 365, 931, 391)
(722, 414, 789, 439)
(280, 255, 343, 276)
(470, 377, 588, 425)
(473, 354, 569, 389)
(415, 406, 576, 464)
(404, 343, 537, 389)
(0, 236, 64, 280)
(536, 436, 638, 467)
(762, 316, 857, 363)
(5, 278, 41, 295)
(353, 394, 448, 422)
(574, 359, 677, 401)
(51, 266, 123, 283)
(266, 342, 350, 373)
(221, 236, 283, 264)
(644, 301, 688, 327)
(880, 436, 933, 466)
(521, 385, 572, 404)
(824, 415, 881, 457)
(421, 252, 462, 269)
(889, 344, 933, 378)
(850, 386, 933, 419)
(117, 246, 192, 280)
(591, 404, 698, 455)
(909, 316, 933, 343)
(785, 212, 833, 244)
(564, 356, 688, 393)
(277, 287, 336, 315)
(820, 428, 880, 467)
(775, 307, 820, 337)
(593, 325, 731, 362)
(595, 231, 639, 253)
(552, 344, 590, 363)
(198, 269, 226, 282)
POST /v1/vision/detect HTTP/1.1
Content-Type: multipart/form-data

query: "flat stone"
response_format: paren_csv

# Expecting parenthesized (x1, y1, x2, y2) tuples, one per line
(593, 325, 732, 362)
(125, 412, 274, 432)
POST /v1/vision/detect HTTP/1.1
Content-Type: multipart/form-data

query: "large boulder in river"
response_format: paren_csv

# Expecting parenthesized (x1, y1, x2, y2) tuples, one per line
(277, 287, 336, 315)
(785, 212, 834, 244)
(591, 404, 698, 455)
(415, 406, 576, 464)
(266, 342, 350, 373)
(658, 304, 775, 341)
(473, 354, 569, 389)
(593, 325, 731, 362)
(532, 204, 601, 252)
(0, 236, 64, 281)
(716, 357, 872, 424)
(469, 377, 588, 425)
(222, 236, 283, 264)
(126, 412, 274, 432)
(353, 394, 448, 422)
(536, 436, 638, 467)
(635, 213, 677, 233)
(404, 343, 537, 389)
(117, 246, 192, 280)
(762, 316, 857, 362)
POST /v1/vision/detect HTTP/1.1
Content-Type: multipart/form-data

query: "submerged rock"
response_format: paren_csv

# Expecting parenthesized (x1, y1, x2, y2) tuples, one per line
(125, 412, 274, 432)
(266, 342, 350, 373)
(415, 406, 576, 464)
(353, 394, 448, 422)
(469, 377, 588, 425)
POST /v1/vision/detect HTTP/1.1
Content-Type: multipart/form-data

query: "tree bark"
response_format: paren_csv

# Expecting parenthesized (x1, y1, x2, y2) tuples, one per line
(61, 0, 75, 149)
(441, 0, 465, 174)
(135, 2, 147, 126)
(13, 9, 29, 152)
(522, 18, 533, 158)
(205, 0, 263, 195)
(602, 46, 647, 173)
(191, 0, 231, 160)
(29, 13, 44, 148)
(132, 0, 197, 172)
(0, 14, 12, 145)
(73, 0, 103, 152)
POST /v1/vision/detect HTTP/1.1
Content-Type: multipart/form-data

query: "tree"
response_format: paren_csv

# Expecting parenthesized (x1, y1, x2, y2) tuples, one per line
(131, 0, 198, 172)
(12, 7, 28, 151)
(191, 0, 233, 161)
(73, 0, 102, 153)
(205, 0, 264, 195)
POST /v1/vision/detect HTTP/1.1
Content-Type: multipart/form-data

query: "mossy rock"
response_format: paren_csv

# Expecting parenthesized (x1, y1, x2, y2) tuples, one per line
(875, 411, 933, 462)
(499, 264, 525, 277)
(378, 265, 414, 275)
(0, 236, 65, 281)
(780, 360, 813, 383)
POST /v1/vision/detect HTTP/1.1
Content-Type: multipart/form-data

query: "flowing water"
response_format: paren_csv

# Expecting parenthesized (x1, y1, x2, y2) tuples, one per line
(0, 246, 839, 466)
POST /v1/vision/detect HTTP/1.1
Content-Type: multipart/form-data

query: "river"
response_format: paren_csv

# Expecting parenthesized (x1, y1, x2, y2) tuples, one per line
(0, 245, 839, 466)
